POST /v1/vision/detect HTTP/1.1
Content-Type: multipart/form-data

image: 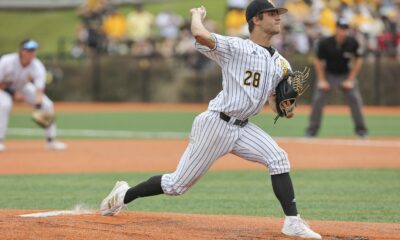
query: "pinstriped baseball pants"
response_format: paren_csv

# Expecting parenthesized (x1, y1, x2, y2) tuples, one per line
(161, 110, 290, 196)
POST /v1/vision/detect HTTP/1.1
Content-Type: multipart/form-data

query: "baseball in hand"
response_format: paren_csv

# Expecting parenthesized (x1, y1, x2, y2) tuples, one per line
(191, 5, 206, 20)
(200, 6, 207, 20)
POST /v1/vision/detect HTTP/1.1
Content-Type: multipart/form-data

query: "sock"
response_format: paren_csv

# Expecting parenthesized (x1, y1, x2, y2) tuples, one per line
(123, 175, 164, 204)
(271, 172, 298, 216)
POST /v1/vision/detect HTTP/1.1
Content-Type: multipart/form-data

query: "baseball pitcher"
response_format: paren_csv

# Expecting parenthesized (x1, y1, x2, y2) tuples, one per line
(100, 1, 321, 239)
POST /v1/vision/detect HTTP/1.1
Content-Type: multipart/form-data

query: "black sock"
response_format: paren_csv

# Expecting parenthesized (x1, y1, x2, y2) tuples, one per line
(271, 173, 298, 216)
(123, 175, 164, 204)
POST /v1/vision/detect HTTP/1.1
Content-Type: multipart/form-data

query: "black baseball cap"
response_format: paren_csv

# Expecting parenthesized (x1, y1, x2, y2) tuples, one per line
(246, 0, 288, 22)
(336, 17, 350, 29)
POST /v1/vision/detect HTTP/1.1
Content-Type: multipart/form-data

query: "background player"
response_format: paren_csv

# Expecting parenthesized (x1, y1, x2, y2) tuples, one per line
(100, 1, 321, 239)
(0, 39, 67, 152)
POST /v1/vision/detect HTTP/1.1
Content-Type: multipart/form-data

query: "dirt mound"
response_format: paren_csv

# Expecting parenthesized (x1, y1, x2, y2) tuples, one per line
(1, 210, 398, 240)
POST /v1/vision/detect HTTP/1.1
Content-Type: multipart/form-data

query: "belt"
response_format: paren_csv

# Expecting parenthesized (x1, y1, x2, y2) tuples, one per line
(219, 112, 248, 127)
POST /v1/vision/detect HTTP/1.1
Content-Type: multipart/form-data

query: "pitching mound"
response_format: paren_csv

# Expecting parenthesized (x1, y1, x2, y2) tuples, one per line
(1, 210, 398, 240)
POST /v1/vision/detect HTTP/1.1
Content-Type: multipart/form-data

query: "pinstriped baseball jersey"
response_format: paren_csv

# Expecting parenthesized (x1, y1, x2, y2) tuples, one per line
(161, 33, 291, 196)
(196, 33, 292, 120)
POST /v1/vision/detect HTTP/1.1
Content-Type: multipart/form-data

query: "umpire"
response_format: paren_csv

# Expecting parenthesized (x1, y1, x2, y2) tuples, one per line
(305, 18, 368, 138)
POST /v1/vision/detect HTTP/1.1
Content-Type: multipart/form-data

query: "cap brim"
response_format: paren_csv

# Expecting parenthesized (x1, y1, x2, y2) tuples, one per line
(337, 24, 349, 29)
(262, 7, 288, 15)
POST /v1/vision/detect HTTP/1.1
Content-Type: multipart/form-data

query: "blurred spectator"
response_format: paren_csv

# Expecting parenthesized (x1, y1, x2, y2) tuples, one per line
(377, 16, 399, 58)
(227, 0, 247, 9)
(102, 7, 128, 54)
(156, 38, 176, 58)
(378, 0, 398, 21)
(154, 9, 183, 58)
(70, 0, 398, 60)
(175, 23, 208, 70)
(339, 0, 355, 20)
(77, 0, 111, 53)
(376, 1, 399, 58)
(272, 1, 313, 55)
(308, 0, 325, 23)
(291, 23, 311, 54)
(224, 0, 248, 36)
(350, 3, 384, 57)
(318, 2, 338, 36)
(284, 0, 311, 23)
(71, 25, 89, 58)
(304, 20, 321, 52)
(155, 10, 183, 40)
(175, 26, 196, 59)
(126, 3, 155, 45)
(131, 39, 156, 57)
(271, 25, 291, 54)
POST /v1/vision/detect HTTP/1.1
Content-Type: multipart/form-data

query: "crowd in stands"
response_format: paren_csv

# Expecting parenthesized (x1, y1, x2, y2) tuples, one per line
(225, 0, 400, 59)
(72, 0, 400, 62)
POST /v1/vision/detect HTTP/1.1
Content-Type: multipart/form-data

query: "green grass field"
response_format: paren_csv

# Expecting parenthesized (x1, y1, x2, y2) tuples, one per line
(7, 111, 400, 139)
(0, 170, 399, 222)
(2, 110, 400, 223)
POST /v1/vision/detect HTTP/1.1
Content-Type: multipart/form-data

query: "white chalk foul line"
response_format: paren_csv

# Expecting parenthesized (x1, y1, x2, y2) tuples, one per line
(8, 128, 400, 147)
(20, 209, 95, 218)
(276, 137, 400, 148)
(8, 128, 189, 139)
